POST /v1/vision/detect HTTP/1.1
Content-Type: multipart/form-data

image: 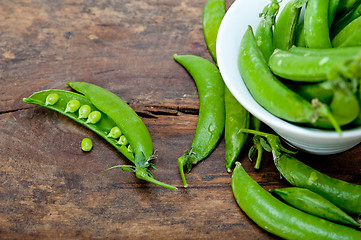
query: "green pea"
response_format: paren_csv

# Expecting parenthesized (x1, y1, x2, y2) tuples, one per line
(107, 126, 122, 139)
(127, 145, 133, 153)
(78, 105, 91, 119)
(65, 99, 81, 113)
(86, 111, 101, 124)
(81, 138, 93, 152)
(117, 135, 128, 146)
(45, 93, 59, 106)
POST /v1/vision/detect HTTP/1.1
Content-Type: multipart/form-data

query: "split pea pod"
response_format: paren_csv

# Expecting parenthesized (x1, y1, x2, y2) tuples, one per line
(174, 54, 225, 187)
(238, 26, 340, 131)
(332, 15, 361, 47)
(271, 187, 360, 227)
(23, 90, 134, 161)
(255, 0, 279, 60)
(232, 162, 361, 240)
(304, 0, 332, 48)
(273, 0, 306, 50)
(202, 0, 225, 64)
(224, 87, 250, 172)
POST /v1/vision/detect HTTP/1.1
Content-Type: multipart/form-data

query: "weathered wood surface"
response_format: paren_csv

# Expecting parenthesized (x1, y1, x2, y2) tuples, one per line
(0, 0, 360, 239)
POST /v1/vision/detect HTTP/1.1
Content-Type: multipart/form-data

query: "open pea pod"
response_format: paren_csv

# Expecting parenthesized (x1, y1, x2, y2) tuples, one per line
(23, 84, 176, 190)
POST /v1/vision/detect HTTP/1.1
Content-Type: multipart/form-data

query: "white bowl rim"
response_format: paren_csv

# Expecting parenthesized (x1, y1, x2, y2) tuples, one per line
(216, 0, 361, 141)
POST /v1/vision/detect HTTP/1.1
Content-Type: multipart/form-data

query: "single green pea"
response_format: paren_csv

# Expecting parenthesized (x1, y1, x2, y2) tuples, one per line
(45, 93, 59, 106)
(107, 126, 122, 139)
(127, 144, 133, 153)
(86, 111, 101, 124)
(65, 99, 81, 113)
(117, 135, 128, 146)
(78, 105, 92, 119)
(81, 138, 93, 152)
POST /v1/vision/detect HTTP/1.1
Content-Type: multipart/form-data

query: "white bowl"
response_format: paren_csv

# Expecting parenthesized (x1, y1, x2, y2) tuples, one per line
(216, 0, 361, 155)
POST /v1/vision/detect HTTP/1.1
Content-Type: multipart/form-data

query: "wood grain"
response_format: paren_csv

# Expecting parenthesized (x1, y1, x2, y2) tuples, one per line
(0, 0, 360, 239)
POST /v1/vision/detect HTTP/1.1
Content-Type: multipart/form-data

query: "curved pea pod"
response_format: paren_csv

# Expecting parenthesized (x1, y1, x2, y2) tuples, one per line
(238, 26, 340, 132)
(202, 0, 225, 64)
(273, 0, 306, 50)
(23, 90, 134, 161)
(275, 153, 361, 215)
(304, 0, 332, 48)
(271, 187, 360, 227)
(67, 82, 176, 190)
(224, 87, 250, 173)
(255, 0, 279, 60)
(268, 49, 356, 82)
(232, 162, 361, 240)
(332, 15, 361, 47)
(174, 54, 225, 187)
(331, 2, 361, 38)
(241, 128, 361, 216)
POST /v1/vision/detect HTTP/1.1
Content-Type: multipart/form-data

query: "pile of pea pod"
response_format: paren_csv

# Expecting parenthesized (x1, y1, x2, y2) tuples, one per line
(196, 0, 361, 239)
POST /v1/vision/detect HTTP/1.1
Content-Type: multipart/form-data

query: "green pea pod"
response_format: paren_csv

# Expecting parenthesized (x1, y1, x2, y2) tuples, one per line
(268, 49, 355, 82)
(248, 116, 264, 169)
(271, 187, 360, 227)
(295, 20, 306, 47)
(329, 0, 340, 27)
(288, 45, 361, 56)
(336, 0, 361, 16)
(174, 54, 225, 187)
(240, 128, 361, 215)
(224, 87, 250, 173)
(331, 2, 361, 38)
(332, 15, 361, 47)
(202, 0, 225, 64)
(232, 162, 361, 240)
(287, 81, 334, 104)
(304, 0, 332, 48)
(23, 90, 134, 161)
(255, 0, 279, 60)
(273, 0, 307, 50)
(238, 26, 340, 132)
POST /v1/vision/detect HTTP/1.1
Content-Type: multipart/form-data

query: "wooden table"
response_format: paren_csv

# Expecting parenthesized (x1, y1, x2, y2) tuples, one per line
(1, 0, 360, 239)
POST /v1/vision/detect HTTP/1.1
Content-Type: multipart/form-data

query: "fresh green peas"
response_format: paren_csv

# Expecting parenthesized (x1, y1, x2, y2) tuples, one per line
(65, 99, 81, 113)
(117, 135, 129, 146)
(78, 105, 92, 119)
(107, 126, 122, 139)
(86, 111, 101, 124)
(232, 162, 361, 240)
(81, 138, 93, 152)
(45, 93, 59, 106)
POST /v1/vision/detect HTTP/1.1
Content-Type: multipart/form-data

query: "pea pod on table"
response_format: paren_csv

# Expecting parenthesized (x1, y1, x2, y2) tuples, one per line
(23, 83, 176, 190)
(232, 162, 361, 240)
(240, 128, 361, 215)
(271, 187, 360, 227)
(174, 54, 225, 187)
